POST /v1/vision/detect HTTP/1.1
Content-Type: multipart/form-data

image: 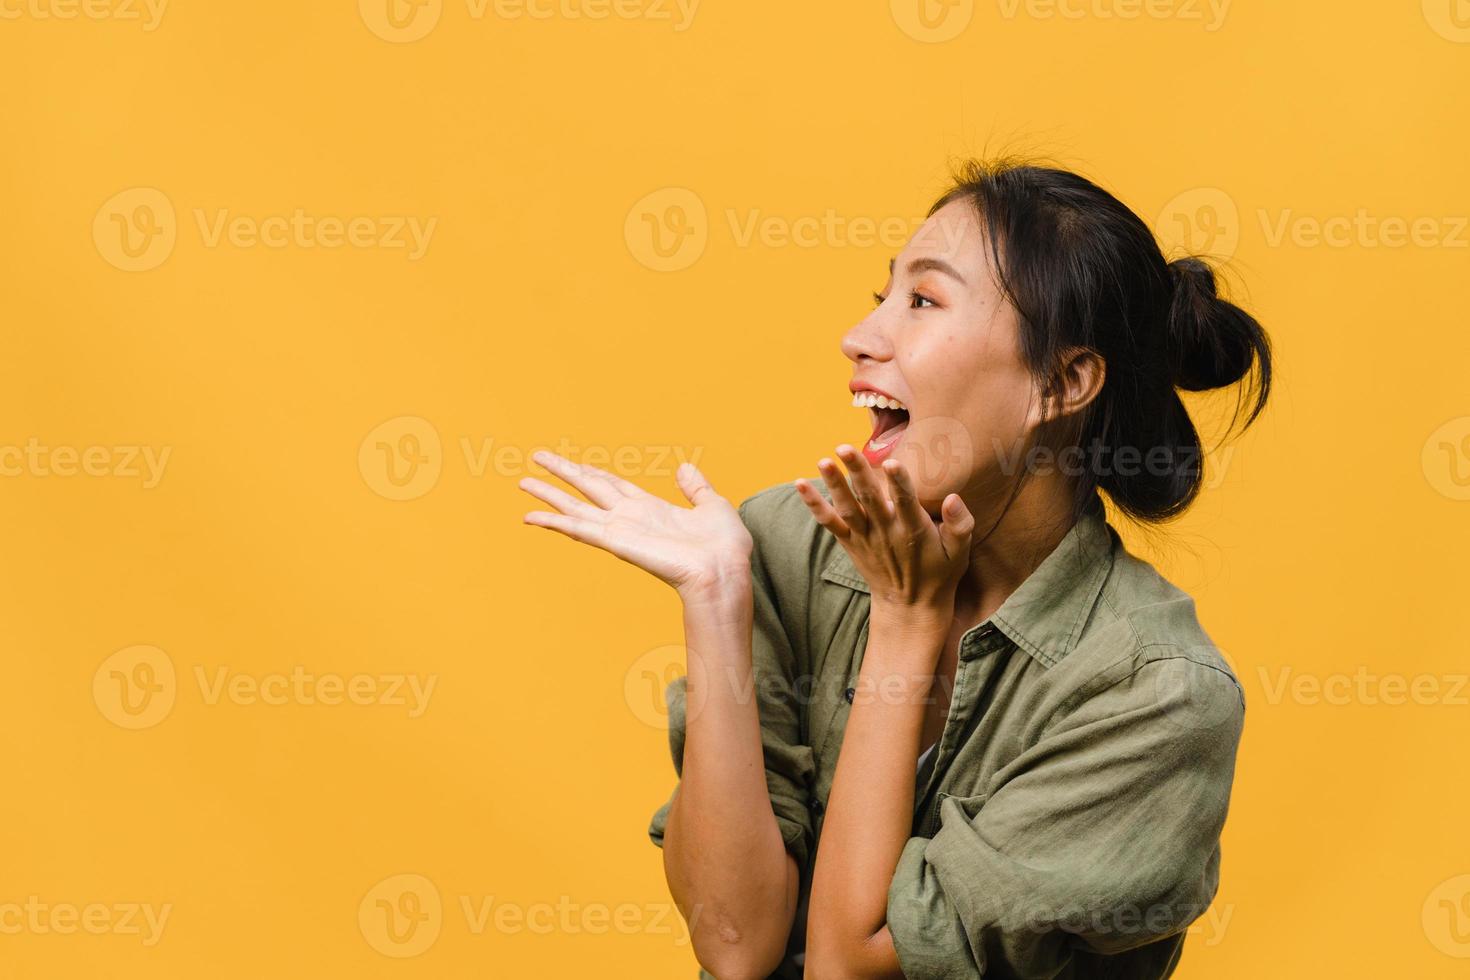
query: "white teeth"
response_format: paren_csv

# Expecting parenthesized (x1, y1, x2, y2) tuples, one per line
(850, 391, 907, 411)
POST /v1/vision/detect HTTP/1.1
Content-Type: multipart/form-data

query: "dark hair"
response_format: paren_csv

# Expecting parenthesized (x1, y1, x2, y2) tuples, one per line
(929, 159, 1272, 524)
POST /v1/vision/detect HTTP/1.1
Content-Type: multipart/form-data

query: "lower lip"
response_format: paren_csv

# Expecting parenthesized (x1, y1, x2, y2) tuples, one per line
(862, 419, 909, 467)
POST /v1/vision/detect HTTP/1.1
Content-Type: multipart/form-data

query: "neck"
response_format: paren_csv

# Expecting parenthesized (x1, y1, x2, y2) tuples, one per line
(953, 476, 1079, 624)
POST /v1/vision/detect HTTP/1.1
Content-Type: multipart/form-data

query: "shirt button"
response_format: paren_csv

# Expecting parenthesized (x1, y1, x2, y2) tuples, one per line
(810, 797, 824, 815)
(844, 686, 855, 703)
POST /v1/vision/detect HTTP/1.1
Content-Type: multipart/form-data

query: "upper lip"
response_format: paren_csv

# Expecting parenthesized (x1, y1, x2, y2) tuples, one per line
(848, 380, 906, 403)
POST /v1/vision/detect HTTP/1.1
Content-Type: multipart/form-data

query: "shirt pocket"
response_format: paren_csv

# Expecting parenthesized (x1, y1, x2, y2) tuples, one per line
(932, 789, 990, 830)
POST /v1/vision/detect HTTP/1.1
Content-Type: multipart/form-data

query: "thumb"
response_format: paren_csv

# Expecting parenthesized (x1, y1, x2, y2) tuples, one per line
(937, 493, 974, 558)
(676, 462, 720, 507)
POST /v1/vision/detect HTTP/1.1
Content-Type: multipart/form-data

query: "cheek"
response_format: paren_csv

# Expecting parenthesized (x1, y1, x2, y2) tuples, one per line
(899, 340, 1037, 500)
(896, 348, 988, 501)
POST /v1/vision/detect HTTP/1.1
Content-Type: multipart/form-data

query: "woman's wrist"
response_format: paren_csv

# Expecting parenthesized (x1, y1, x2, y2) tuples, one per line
(868, 598, 953, 638)
(677, 563, 753, 614)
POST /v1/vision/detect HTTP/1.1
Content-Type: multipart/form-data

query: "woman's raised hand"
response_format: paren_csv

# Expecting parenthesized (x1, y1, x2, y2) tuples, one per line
(520, 450, 753, 600)
(794, 445, 974, 618)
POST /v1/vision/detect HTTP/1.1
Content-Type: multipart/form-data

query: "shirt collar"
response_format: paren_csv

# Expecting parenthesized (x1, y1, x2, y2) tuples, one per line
(819, 491, 1116, 668)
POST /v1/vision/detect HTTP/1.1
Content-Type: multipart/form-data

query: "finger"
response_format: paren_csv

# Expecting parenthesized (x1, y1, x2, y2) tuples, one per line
(880, 459, 928, 533)
(816, 456, 866, 531)
(518, 476, 603, 520)
(524, 509, 655, 573)
(522, 510, 608, 548)
(936, 494, 976, 559)
(835, 445, 893, 521)
(529, 450, 621, 508)
(575, 457, 654, 499)
(794, 477, 850, 537)
(675, 462, 722, 508)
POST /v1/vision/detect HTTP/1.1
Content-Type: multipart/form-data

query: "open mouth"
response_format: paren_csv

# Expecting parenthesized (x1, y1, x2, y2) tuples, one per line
(851, 390, 910, 464)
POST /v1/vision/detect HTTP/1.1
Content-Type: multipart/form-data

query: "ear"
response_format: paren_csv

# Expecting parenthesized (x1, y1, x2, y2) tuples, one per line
(1046, 347, 1106, 419)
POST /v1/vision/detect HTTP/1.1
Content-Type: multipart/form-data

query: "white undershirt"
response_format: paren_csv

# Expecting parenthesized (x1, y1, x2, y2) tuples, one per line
(917, 740, 937, 771)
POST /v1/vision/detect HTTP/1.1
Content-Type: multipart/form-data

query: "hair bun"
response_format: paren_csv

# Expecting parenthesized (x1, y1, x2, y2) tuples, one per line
(1166, 257, 1270, 400)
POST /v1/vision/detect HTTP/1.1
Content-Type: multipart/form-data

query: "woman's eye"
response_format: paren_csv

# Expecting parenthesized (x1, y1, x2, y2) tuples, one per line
(872, 290, 936, 309)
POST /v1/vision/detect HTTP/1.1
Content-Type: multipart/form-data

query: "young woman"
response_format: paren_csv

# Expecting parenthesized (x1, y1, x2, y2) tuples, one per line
(519, 160, 1271, 979)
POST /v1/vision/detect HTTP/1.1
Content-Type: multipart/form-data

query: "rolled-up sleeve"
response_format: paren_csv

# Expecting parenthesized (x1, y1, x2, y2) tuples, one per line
(647, 495, 817, 868)
(886, 653, 1245, 978)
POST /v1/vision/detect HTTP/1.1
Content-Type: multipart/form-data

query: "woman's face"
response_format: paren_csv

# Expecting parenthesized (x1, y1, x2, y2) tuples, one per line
(842, 198, 1043, 516)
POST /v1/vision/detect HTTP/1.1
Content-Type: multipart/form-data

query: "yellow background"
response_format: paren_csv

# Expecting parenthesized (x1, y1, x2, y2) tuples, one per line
(3, 0, 1468, 975)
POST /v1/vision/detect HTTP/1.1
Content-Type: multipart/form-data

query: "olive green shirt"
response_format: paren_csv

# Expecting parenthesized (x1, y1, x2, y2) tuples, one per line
(649, 479, 1244, 979)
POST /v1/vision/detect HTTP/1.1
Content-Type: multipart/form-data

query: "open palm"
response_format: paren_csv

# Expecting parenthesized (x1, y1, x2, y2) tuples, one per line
(519, 450, 752, 595)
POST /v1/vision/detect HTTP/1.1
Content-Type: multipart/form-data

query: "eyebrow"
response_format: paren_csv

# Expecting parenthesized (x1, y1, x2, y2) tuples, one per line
(889, 255, 967, 284)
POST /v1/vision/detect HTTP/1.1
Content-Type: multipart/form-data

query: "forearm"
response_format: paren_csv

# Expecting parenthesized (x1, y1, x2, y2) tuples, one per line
(662, 579, 799, 978)
(805, 606, 946, 979)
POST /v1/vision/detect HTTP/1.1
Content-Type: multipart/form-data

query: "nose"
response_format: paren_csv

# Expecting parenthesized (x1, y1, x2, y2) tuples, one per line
(841, 309, 894, 365)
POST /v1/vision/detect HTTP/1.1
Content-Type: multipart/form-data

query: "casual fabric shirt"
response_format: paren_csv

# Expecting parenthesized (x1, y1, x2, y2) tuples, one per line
(648, 479, 1245, 979)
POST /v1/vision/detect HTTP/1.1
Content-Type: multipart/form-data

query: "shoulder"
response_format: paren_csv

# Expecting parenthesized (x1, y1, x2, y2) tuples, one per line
(1063, 540, 1245, 735)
